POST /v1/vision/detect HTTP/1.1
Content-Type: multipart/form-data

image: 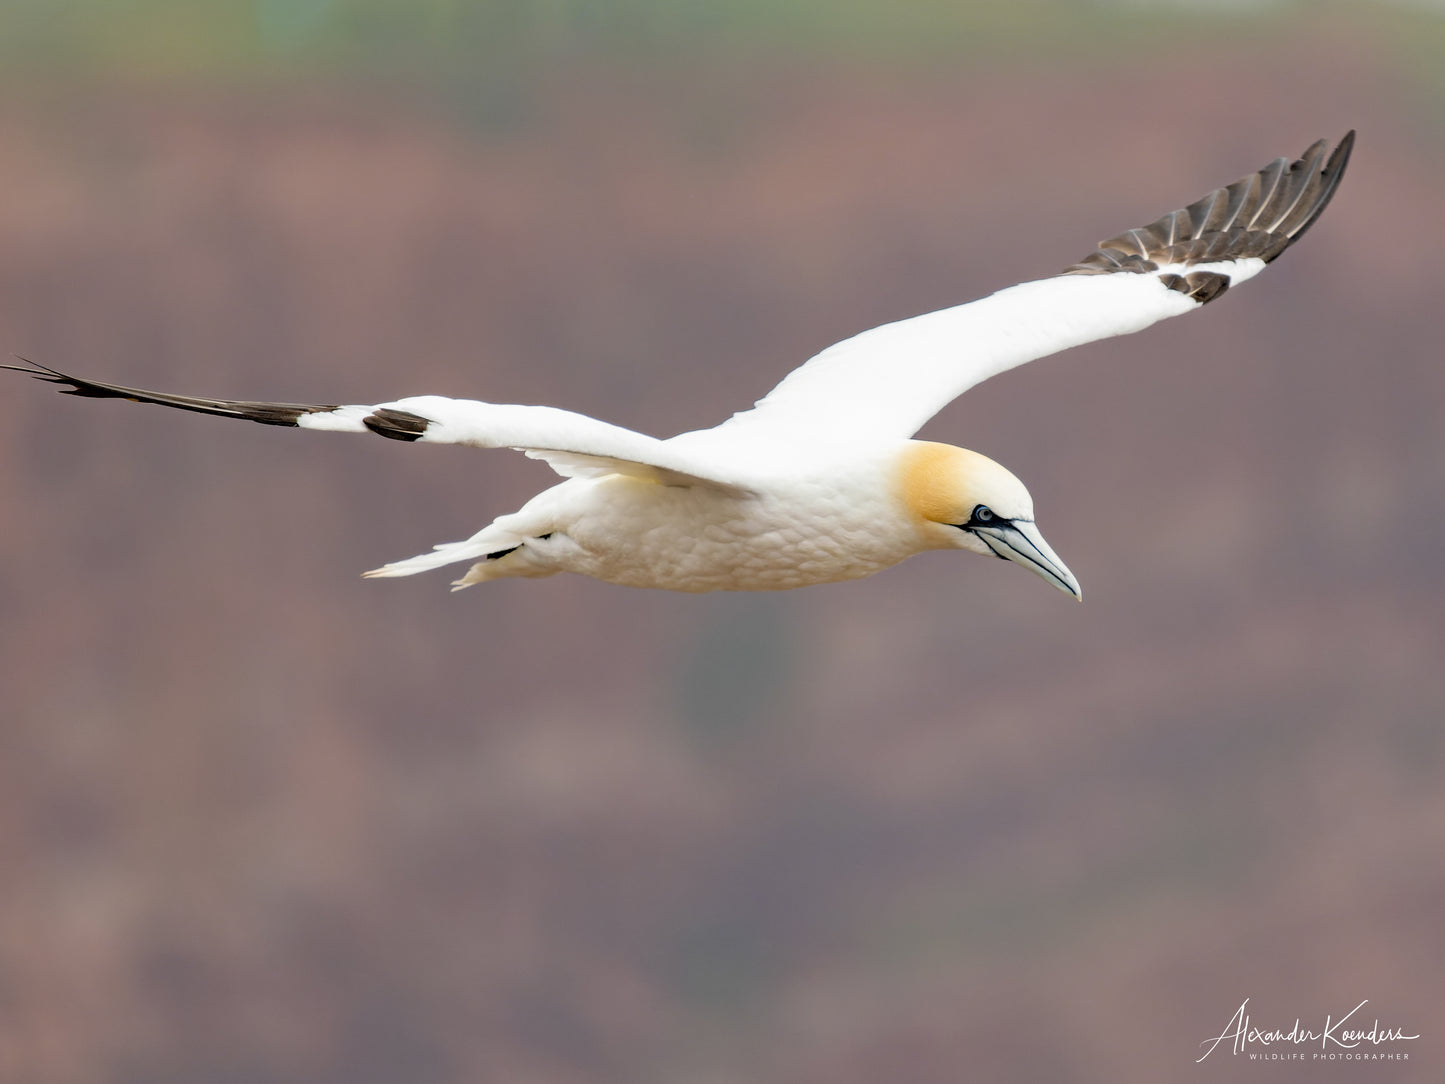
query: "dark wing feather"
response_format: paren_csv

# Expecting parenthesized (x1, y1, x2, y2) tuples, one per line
(1, 359, 338, 426)
(1065, 131, 1353, 303)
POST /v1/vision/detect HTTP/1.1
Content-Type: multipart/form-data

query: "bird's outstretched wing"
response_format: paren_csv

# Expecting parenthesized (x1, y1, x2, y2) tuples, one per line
(1, 361, 749, 493)
(722, 132, 1354, 441)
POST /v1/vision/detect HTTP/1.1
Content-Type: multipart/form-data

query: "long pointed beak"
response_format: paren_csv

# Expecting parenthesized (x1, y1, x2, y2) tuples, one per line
(975, 520, 1082, 600)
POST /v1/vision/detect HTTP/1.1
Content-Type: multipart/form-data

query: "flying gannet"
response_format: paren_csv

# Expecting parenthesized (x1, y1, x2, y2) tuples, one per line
(6, 133, 1353, 597)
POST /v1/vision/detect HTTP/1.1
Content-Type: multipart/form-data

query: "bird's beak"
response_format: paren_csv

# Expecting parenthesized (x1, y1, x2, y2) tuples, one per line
(974, 520, 1082, 600)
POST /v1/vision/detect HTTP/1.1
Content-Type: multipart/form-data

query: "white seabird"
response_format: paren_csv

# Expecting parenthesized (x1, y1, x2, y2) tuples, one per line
(6, 133, 1353, 597)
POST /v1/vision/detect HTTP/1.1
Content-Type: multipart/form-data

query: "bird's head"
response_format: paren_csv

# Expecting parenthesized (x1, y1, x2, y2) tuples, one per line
(899, 441, 1081, 599)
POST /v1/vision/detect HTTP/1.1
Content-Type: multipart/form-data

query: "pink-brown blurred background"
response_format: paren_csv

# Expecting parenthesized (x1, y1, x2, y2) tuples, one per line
(1, 3, 1442, 1081)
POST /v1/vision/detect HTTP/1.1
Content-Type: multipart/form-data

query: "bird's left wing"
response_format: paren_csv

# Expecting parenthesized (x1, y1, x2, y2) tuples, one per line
(721, 132, 1353, 441)
(2, 362, 751, 494)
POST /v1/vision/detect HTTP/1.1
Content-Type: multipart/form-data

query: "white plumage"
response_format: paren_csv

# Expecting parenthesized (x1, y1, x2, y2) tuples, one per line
(6, 134, 1352, 597)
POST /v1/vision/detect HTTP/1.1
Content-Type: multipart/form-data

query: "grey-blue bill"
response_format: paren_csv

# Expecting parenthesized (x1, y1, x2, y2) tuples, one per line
(974, 520, 1081, 600)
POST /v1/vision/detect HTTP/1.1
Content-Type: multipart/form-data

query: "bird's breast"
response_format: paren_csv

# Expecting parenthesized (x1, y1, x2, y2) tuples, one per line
(563, 471, 918, 592)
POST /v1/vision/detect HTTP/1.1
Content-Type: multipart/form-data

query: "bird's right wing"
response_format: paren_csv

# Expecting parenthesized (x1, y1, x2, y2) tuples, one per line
(719, 132, 1353, 442)
(3, 362, 751, 494)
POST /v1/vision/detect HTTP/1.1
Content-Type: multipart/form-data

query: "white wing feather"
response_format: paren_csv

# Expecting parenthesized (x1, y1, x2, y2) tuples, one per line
(720, 267, 1224, 440)
(722, 132, 1352, 441)
(332, 395, 749, 491)
(0, 363, 749, 491)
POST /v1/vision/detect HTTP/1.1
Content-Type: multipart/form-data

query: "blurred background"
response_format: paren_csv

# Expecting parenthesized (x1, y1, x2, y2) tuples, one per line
(1, 1, 1442, 1081)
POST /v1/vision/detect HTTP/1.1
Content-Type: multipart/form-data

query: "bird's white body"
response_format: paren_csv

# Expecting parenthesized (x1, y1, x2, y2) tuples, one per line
(429, 439, 920, 592)
(8, 133, 1352, 599)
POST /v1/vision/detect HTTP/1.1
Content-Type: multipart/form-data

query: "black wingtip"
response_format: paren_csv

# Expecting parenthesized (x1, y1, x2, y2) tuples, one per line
(5, 356, 63, 378)
(1064, 131, 1355, 287)
(4, 357, 112, 396)
(363, 407, 430, 441)
(4, 358, 340, 425)
(1281, 129, 1353, 254)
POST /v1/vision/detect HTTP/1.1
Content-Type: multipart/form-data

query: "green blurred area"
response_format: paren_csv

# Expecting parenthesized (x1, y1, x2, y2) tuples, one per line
(6, 0, 1445, 130)
(0, 0, 1403, 84)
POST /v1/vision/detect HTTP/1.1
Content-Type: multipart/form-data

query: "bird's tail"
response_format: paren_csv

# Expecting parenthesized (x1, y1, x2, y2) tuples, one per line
(362, 528, 525, 585)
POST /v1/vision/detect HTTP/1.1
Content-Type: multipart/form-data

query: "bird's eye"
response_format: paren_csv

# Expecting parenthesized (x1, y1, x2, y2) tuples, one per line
(972, 505, 994, 523)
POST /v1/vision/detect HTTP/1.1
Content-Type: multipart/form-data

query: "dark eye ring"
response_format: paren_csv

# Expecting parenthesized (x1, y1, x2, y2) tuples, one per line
(972, 505, 994, 524)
